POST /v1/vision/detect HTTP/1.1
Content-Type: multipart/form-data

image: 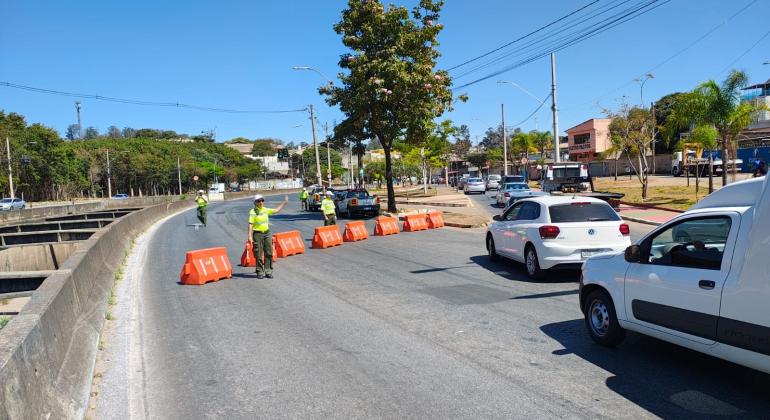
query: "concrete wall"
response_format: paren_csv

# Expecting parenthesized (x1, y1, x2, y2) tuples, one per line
(0, 200, 194, 419)
(588, 154, 674, 177)
(0, 243, 78, 272)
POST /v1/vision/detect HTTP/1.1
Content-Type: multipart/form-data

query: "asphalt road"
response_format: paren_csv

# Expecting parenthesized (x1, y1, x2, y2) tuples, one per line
(96, 194, 770, 419)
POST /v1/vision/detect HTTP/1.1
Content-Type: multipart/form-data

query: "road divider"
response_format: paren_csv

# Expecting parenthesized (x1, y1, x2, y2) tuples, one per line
(343, 221, 369, 242)
(426, 211, 445, 229)
(312, 225, 343, 249)
(273, 230, 305, 257)
(403, 214, 429, 232)
(179, 247, 233, 285)
(240, 240, 277, 266)
(374, 216, 400, 236)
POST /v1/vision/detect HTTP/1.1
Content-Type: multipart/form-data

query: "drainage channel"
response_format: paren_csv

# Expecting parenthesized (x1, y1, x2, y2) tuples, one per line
(0, 207, 141, 326)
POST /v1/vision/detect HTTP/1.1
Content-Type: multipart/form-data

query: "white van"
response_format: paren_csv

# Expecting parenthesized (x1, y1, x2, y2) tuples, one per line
(579, 176, 770, 374)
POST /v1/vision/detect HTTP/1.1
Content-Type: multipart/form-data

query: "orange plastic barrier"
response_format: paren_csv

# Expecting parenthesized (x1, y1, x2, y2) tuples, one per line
(343, 221, 369, 242)
(403, 214, 429, 232)
(312, 225, 343, 249)
(179, 247, 233, 285)
(374, 216, 400, 236)
(426, 211, 445, 229)
(273, 230, 305, 257)
(240, 240, 276, 267)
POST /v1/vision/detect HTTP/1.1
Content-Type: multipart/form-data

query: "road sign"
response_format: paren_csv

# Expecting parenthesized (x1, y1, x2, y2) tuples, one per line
(193, 175, 199, 181)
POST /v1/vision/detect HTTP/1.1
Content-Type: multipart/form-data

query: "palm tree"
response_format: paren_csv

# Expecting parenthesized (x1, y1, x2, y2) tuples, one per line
(668, 70, 766, 188)
(528, 130, 553, 161)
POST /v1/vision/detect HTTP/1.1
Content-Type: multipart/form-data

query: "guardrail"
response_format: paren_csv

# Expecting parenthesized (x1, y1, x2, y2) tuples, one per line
(0, 200, 194, 419)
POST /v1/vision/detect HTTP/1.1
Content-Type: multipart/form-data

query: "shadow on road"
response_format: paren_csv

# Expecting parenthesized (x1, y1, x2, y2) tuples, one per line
(509, 289, 578, 300)
(469, 255, 579, 284)
(541, 319, 770, 418)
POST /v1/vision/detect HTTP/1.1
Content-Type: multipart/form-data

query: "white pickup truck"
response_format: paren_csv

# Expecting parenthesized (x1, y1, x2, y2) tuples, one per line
(579, 176, 770, 374)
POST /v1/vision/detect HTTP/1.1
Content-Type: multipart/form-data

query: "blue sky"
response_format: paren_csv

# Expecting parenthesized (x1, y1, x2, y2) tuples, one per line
(2, 0, 768, 144)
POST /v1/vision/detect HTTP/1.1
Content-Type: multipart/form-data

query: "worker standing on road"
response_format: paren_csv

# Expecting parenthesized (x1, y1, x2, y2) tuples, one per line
(300, 188, 309, 211)
(321, 191, 337, 226)
(248, 194, 288, 279)
(195, 190, 208, 227)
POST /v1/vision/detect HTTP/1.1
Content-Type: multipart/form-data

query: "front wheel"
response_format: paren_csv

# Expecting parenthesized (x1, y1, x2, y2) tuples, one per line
(486, 235, 499, 262)
(525, 246, 545, 280)
(584, 290, 626, 346)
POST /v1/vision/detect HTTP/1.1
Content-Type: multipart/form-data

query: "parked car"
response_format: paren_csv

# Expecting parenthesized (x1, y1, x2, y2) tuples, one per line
(111, 193, 129, 200)
(457, 176, 470, 189)
(463, 177, 486, 194)
(307, 187, 325, 211)
(494, 182, 530, 207)
(486, 175, 502, 191)
(503, 175, 525, 184)
(337, 189, 381, 218)
(0, 197, 25, 210)
(579, 176, 770, 374)
(486, 196, 631, 280)
(506, 190, 549, 208)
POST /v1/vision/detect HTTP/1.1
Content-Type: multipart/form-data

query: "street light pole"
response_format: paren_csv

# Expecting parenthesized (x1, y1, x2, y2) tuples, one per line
(501, 104, 508, 176)
(325, 123, 332, 187)
(75, 101, 82, 140)
(309, 105, 323, 187)
(106, 149, 112, 198)
(5, 137, 14, 199)
(634, 73, 654, 106)
(177, 156, 182, 195)
(550, 53, 560, 163)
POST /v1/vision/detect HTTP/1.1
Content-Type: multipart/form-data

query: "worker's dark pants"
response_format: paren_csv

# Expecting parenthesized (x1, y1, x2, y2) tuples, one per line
(324, 214, 337, 226)
(252, 231, 273, 276)
(197, 207, 207, 226)
(301, 198, 308, 211)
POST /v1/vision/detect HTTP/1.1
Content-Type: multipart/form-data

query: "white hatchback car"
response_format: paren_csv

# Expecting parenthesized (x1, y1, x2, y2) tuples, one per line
(486, 196, 631, 279)
(463, 177, 486, 194)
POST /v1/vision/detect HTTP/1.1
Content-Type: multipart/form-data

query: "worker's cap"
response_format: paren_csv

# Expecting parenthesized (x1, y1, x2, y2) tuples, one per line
(253, 194, 264, 201)
(197, 190, 204, 194)
(325, 191, 334, 196)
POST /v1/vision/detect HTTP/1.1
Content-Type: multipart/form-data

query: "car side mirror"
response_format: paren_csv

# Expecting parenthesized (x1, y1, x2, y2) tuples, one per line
(624, 245, 641, 263)
(492, 215, 502, 221)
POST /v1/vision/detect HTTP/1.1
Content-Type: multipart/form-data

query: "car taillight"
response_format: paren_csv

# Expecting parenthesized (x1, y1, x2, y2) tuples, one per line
(619, 223, 630, 236)
(504, 192, 510, 197)
(351, 198, 358, 206)
(571, 202, 591, 206)
(539, 225, 560, 239)
(375, 197, 380, 204)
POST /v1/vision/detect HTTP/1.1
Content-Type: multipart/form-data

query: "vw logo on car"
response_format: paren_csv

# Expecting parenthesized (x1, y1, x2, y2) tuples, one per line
(588, 228, 596, 235)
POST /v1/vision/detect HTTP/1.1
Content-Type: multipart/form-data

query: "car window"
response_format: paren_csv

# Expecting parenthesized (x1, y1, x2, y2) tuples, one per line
(468, 178, 482, 182)
(503, 203, 523, 221)
(0, 199, 12, 203)
(647, 217, 732, 270)
(516, 202, 540, 221)
(548, 202, 620, 223)
(504, 183, 529, 190)
(347, 191, 368, 198)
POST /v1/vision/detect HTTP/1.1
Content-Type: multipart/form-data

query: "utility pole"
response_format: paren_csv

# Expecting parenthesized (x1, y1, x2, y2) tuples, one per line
(348, 141, 353, 188)
(551, 53, 560, 163)
(106, 149, 112, 198)
(75, 101, 82, 140)
(324, 123, 332, 187)
(5, 137, 14, 199)
(502, 104, 508, 176)
(421, 147, 427, 194)
(650, 101, 656, 176)
(309, 105, 323, 187)
(177, 156, 182, 195)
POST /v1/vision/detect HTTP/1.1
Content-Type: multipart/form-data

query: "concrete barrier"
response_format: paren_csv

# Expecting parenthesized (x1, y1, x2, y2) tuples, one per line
(0, 200, 194, 419)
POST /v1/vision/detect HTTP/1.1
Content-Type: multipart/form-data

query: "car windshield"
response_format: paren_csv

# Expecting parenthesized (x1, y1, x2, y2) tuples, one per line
(468, 178, 482, 183)
(488, 175, 501, 180)
(504, 183, 529, 190)
(552, 167, 581, 178)
(348, 191, 369, 198)
(548, 202, 620, 223)
(0, 199, 13, 203)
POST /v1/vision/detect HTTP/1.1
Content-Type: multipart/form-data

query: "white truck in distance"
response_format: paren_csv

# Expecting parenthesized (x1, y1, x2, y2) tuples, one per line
(580, 176, 770, 374)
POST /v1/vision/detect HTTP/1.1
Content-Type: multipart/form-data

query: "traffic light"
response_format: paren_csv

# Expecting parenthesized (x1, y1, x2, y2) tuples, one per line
(277, 149, 289, 159)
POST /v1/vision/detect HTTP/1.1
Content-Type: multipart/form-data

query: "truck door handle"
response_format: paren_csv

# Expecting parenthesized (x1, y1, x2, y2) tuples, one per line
(698, 280, 715, 290)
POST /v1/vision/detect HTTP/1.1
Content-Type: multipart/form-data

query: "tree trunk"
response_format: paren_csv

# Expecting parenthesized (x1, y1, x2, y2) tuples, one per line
(708, 153, 714, 194)
(383, 141, 396, 213)
(721, 133, 728, 187)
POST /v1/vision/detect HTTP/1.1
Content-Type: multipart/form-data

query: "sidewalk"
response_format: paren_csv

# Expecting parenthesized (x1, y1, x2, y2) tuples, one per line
(617, 203, 683, 226)
(384, 187, 491, 228)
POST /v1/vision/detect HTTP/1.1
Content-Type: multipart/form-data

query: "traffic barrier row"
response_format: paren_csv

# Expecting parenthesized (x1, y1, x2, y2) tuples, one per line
(180, 247, 233, 285)
(183, 212, 445, 285)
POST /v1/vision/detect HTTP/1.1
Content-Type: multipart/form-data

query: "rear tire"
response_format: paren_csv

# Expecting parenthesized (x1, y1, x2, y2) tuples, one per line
(584, 290, 626, 346)
(525, 245, 545, 280)
(486, 235, 499, 262)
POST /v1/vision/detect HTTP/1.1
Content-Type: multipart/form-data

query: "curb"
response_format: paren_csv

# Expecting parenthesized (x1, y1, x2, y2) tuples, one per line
(394, 201, 468, 207)
(621, 215, 662, 226)
(619, 201, 685, 214)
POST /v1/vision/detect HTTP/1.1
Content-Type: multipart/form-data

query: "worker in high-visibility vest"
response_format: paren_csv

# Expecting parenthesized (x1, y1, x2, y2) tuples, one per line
(248, 194, 288, 279)
(195, 190, 208, 226)
(299, 188, 309, 211)
(321, 191, 337, 226)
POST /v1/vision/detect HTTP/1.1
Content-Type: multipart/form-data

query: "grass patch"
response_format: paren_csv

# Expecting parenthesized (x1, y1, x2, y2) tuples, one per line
(593, 178, 712, 211)
(105, 311, 114, 321)
(0, 316, 10, 329)
(98, 338, 105, 351)
(108, 290, 116, 306)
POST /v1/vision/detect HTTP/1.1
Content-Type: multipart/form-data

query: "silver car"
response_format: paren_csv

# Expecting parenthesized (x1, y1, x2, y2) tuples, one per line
(486, 174, 502, 190)
(0, 197, 25, 211)
(463, 177, 486, 194)
(494, 182, 531, 207)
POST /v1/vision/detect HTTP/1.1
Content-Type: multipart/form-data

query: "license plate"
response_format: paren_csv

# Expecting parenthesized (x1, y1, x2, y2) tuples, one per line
(581, 250, 602, 259)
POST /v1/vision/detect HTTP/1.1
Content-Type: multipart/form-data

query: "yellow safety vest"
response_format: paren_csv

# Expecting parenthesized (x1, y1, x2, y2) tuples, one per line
(196, 197, 207, 208)
(300, 190, 309, 200)
(321, 198, 336, 215)
(249, 207, 275, 232)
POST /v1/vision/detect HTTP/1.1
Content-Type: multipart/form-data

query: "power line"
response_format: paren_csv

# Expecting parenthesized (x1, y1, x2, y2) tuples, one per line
(560, 0, 760, 111)
(454, 0, 668, 90)
(512, 93, 553, 127)
(0, 81, 307, 114)
(715, 27, 770, 77)
(447, 0, 601, 72)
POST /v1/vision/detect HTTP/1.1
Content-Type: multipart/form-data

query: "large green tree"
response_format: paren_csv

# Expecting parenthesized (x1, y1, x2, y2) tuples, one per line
(321, 0, 460, 212)
(667, 70, 766, 186)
